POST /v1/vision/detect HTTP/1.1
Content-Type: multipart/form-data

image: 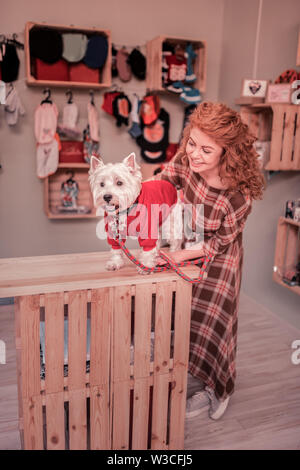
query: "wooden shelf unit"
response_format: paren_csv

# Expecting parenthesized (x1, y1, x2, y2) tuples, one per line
(146, 35, 206, 93)
(25, 21, 112, 89)
(44, 166, 97, 219)
(239, 103, 300, 171)
(273, 216, 300, 296)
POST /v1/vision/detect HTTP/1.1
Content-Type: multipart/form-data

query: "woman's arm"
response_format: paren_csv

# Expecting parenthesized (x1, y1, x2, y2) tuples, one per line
(157, 242, 206, 265)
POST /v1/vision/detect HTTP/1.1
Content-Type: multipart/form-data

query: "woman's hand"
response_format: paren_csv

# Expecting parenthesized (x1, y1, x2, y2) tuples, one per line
(156, 250, 187, 266)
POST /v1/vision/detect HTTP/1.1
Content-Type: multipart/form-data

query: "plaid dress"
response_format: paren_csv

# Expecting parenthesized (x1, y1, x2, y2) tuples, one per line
(159, 153, 252, 401)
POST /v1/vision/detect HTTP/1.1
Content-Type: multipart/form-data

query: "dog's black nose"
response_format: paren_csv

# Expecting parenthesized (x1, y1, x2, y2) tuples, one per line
(103, 194, 112, 203)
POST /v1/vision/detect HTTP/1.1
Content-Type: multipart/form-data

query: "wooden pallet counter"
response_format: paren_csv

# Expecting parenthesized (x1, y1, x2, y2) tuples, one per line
(0, 250, 199, 450)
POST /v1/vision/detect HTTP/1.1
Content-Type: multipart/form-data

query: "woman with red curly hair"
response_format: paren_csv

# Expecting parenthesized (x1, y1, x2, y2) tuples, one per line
(156, 101, 265, 421)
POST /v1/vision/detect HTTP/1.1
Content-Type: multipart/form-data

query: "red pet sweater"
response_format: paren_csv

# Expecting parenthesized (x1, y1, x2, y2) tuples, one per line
(105, 180, 177, 251)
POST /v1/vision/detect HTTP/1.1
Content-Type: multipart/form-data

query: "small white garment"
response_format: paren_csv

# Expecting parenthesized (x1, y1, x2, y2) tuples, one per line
(87, 102, 99, 142)
(0, 81, 5, 105)
(57, 102, 81, 139)
(4, 86, 25, 125)
(131, 93, 140, 123)
(62, 102, 79, 129)
(35, 102, 58, 144)
(36, 139, 59, 179)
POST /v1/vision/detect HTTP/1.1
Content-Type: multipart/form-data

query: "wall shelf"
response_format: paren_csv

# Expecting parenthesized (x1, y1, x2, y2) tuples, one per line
(44, 166, 96, 219)
(25, 21, 112, 89)
(273, 216, 300, 296)
(146, 35, 206, 93)
(239, 103, 300, 171)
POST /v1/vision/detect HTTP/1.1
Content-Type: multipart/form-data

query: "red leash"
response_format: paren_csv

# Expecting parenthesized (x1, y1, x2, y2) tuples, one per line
(115, 237, 211, 284)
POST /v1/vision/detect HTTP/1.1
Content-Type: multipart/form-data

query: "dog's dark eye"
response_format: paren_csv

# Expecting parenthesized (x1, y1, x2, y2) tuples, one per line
(100, 182, 105, 187)
(117, 181, 123, 186)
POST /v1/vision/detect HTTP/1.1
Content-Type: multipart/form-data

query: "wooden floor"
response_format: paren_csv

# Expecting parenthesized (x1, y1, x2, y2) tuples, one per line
(0, 292, 300, 450)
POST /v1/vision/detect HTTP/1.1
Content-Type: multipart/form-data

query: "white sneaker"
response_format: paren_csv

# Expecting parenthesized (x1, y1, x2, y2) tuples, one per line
(186, 390, 210, 419)
(205, 387, 230, 420)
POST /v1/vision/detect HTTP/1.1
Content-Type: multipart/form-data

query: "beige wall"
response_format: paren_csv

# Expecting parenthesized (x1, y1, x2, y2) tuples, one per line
(0, 0, 224, 258)
(219, 0, 300, 328)
(1, 0, 300, 327)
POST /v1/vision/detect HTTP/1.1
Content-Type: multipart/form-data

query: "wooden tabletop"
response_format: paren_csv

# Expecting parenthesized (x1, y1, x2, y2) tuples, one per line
(0, 250, 200, 297)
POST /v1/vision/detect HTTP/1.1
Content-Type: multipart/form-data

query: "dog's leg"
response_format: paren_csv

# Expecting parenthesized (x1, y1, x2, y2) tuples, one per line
(137, 247, 158, 275)
(105, 248, 126, 271)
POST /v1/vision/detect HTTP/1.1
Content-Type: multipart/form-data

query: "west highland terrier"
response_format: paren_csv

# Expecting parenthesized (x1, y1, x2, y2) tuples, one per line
(88, 152, 183, 272)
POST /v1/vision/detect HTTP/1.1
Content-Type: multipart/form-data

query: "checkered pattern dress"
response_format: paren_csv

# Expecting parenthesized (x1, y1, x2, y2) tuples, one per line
(159, 153, 252, 401)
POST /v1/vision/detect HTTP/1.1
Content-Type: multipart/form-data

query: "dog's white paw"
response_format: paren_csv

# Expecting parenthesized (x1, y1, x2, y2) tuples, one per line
(105, 259, 125, 271)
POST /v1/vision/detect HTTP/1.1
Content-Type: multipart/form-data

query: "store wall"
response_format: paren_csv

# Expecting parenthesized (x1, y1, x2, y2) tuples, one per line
(219, 0, 300, 328)
(0, 0, 224, 258)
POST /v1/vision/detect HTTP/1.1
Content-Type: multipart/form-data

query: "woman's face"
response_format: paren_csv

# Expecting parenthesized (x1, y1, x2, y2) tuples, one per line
(186, 127, 224, 176)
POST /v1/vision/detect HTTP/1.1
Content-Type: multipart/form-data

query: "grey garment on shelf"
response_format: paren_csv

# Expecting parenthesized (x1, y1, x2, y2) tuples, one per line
(4, 86, 25, 125)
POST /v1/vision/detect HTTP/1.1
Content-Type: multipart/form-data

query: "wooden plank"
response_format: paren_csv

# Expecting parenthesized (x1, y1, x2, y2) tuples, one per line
(90, 287, 112, 449)
(168, 280, 192, 450)
(273, 218, 288, 273)
(68, 290, 87, 390)
(151, 281, 173, 450)
(68, 389, 87, 450)
(90, 385, 110, 450)
(133, 283, 152, 378)
(249, 111, 260, 139)
(45, 392, 65, 450)
(280, 106, 296, 170)
(153, 282, 173, 375)
(112, 382, 131, 450)
(151, 373, 170, 450)
(111, 285, 132, 449)
(266, 106, 285, 170)
(112, 285, 131, 382)
(44, 292, 64, 394)
(22, 395, 44, 450)
(291, 107, 300, 170)
(67, 290, 88, 449)
(131, 378, 150, 450)
(15, 296, 41, 399)
(90, 288, 112, 386)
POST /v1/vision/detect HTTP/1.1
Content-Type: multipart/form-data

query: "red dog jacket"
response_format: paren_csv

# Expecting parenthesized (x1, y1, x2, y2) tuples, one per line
(105, 180, 177, 251)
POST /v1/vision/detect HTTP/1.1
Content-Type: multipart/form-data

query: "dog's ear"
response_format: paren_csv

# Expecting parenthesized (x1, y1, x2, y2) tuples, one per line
(123, 152, 139, 173)
(90, 155, 104, 173)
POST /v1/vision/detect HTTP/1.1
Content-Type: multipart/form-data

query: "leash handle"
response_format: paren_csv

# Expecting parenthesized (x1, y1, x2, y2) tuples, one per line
(116, 238, 211, 284)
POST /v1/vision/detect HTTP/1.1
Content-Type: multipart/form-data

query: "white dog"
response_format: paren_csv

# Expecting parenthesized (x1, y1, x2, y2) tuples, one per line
(89, 152, 183, 272)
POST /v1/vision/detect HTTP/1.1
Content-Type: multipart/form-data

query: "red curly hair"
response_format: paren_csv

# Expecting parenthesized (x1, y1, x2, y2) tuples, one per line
(178, 101, 266, 200)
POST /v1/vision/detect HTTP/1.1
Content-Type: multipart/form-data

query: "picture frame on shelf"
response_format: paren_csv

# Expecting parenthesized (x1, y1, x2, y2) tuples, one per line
(266, 83, 292, 104)
(241, 79, 269, 98)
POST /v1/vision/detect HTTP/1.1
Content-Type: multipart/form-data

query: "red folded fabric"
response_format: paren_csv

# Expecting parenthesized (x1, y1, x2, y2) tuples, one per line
(35, 58, 69, 81)
(59, 141, 84, 163)
(69, 62, 100, 83)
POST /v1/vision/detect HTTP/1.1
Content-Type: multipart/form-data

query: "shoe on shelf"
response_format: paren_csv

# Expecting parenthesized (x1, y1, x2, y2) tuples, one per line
(185, 390, 210, 419)
(167, 81, 185, 93)
(180, 87, 202, 104)
(205, 387, 230, 420)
